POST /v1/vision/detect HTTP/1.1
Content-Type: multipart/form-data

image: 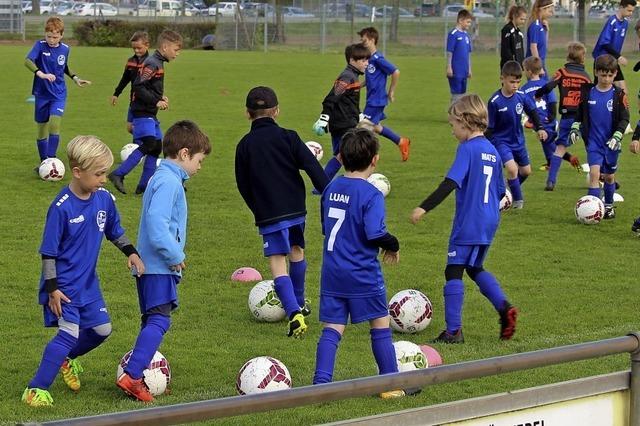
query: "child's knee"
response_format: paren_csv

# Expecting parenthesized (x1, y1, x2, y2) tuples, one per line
(290, 246, 304, 261)
(93, 322, 112, 337)
(444, 264, 465, 281)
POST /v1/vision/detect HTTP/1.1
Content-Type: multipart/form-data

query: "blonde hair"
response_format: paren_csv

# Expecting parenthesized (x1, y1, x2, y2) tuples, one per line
(528, 0, 553, 27)
(523, 56, 543, 74)
(67, 136, 114, 171)
(158, 29, 183, 48)
(567, 41, 586, 63)
(448, 94, 488, 132)
(45, 17, 64, 34)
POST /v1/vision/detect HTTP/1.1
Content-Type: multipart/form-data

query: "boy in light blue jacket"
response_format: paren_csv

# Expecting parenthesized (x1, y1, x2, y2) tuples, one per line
(116, 120, 211, 402)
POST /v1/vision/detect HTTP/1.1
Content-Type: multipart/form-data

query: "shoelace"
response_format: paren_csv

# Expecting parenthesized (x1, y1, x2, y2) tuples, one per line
(31, 389, 53, 404)
(67, 359, 84, 376)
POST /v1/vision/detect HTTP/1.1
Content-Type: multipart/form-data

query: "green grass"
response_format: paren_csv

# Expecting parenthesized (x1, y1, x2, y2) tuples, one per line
(1, 45, 640, 425)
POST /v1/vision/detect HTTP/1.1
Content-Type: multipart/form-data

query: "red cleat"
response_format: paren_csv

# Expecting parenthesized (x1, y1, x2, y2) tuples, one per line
(117, 373, 154, 402)
(569, 155, 581, 172)
(398, 137, 411, 162)
(499, 305, 518, 340)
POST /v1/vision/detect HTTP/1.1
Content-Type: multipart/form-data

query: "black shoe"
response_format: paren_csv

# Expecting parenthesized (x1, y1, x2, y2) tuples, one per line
(604, 205, 616, 220)
(135, 186, 145, 195)
(632, 217, 640, 234)
(404, 387, 422, 396)
(615, 181, 621, 190)
(499, 304, 518, 340)
(432, 329, 464, 344)
(108, 172, 126, 194)
(544, 182, 554, 191)
(34, 166, 40, 176)
(300, 299, 311, 317)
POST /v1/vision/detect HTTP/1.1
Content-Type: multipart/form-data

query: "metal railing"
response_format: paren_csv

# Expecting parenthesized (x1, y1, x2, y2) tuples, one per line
(22, 332, 640, 426)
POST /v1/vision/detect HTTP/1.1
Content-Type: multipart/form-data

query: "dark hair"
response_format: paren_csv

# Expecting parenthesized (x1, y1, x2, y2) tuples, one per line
(345, 42, 370, 63)
(522, 56, 543, 74)
(130, 31, 149, 44)
(339, 128, 379, 172)
(158, 29, 183, 47)
(594, 54, 618, 73)
(357, 27, 379, 45)
(163, 120, 211, 159)
(501, 60, 523, 78)
(247, 106, 278, 119)
(457, 9, 473, 21)
(621, 0, 637, 8)
(507, 5, 527, 23)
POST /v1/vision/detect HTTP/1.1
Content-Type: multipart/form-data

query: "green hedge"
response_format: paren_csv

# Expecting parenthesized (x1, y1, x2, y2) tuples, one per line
(72, 20, 216, 48)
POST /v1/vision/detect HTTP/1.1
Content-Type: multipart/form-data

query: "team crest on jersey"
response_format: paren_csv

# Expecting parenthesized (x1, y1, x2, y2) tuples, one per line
(515, 103, 523, 115)
(57, 55, 66, 66)
(96, 210, 106, 232)
(607, 99, 613, 112)
(367, 64, 376, 74)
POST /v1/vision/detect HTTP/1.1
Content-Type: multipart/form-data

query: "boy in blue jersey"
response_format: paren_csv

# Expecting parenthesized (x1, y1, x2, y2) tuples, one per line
(22, 136, 144, 407)
(486, 61, 548, 209)
(237, 87, 329, 339)
(446, 9, 473, 106)
(117, 120, 210, 402)
(314, 128, 407, 399)
(411, 94, 518, 343)
(570, 54, 630, 220)
(592, 0, 636, 95)
(109, 30, 182, 195)
(357, 27, 411, 162)
(25, 17, 91, 170)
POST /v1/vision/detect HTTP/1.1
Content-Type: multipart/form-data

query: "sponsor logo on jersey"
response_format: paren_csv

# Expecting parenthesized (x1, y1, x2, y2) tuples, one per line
(448, 251, 457, 257)
(498, 107, 508, 112)
(69, 214, 85, 224)
(97, 210, 106, 232)
(42, 52, 51, 56)
(263, 242, 269, 248)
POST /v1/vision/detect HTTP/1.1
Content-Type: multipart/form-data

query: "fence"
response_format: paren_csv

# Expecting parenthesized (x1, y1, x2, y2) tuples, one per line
(0, 0, 24, 38)
(20, 332, 640, 426)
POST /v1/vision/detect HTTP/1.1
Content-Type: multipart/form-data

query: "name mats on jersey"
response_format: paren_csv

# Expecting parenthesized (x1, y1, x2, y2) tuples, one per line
(329, 193, 350, 204)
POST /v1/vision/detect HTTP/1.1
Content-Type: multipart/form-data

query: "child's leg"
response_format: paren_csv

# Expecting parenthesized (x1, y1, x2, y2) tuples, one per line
(587, 164, 602, 198)
(289, 245, 306, 309)
(36, 122, 49, 162)
(46, 114, 62, 159)
(443, 264, 465, 334)
(603, 173, 616, 206)
(312, 324, 344, 384)
(124, 309, 171, 380)
(540, 137, 556, 166)
(67, 323, 112, 359)
(28, 319, 78, 390)
(370, 317, 397, 375)
(137, 147, 161, 193)
(323, 133, 344, 181)
(466, 267, 507, 311)
(504, 160, 523, 201)
(547, 144, 567, 186)
(270, 255, 300, 317)
(517, 164, 531, 184)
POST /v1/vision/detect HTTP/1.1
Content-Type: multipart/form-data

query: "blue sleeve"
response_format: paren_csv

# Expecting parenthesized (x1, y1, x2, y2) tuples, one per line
(27, 41, 41, 63)
(144, 180, 185, 266)
(104, 194, 125, 242)
(377, 56, 397, 75)
(446, 32, 456, 53)
(599, 19, 613, 47)
(39, 204, 65, 257)
(547, 88, 557, 104)
(364, 192, 387, 240)
(528, 23, 540, 45)
(487, 100, 496, 134)
(523, 93, 538, 115)
(446, 144, 470, 188)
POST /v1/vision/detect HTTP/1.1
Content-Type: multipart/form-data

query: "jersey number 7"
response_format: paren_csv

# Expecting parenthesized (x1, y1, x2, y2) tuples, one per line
(327, 207, 345, 252)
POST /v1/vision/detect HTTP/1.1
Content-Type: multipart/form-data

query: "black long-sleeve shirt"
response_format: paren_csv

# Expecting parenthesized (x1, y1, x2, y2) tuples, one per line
(321, 64, 363, 134)
(131, 50, 167, 118)
(500, 22, 525, 70)
(535, 63, 592, 118)
(113, 52, 148, 102)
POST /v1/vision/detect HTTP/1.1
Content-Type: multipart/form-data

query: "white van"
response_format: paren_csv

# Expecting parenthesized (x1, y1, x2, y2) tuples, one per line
(133, 0, 195, 17)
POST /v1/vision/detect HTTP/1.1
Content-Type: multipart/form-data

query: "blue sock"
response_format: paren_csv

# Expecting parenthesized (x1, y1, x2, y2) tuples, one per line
(312, 327, 342, 384)
(370, 327, 398, 375)
(508, 178, 523, 201)
(588, 187, 601, 198)
(273, 275, 300, 317)
(47, 134, 60, 158)
(541, 140, 556, 163)
(603, 182, 615, 205)
(547, 155, 563, 185)
(444, 279, 464, 334)
(36, 138, 48, 161)
(518, 173, 528, 184)
(124, 314, 170, 380)
(380, 127, 401, 144)
(289, 259, 307, 307)
(137, 155, 158, 191)
(67, 327, 109, 359)
(472, 271, 507, 311)
(28, 331, 77, 389)
(323, 157, 342, 182)
(113, 148, 144, 177)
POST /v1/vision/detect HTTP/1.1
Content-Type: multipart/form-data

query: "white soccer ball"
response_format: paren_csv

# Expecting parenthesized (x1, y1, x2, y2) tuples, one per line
(116, 350, 171, 396)
(388, 289, 433, 333)
(499, 188, 512, 212)
(367, 173, 390, 197)
(575, 195, 605, 225)
(236, 356, 292, 395)
(306, 141, 324, 161)
(393, 341, 428, 372)
(248, 280, 286, 322)
(38, 158, 65, 181)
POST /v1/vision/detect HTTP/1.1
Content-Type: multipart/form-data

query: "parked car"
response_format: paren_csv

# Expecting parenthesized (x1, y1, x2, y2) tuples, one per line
(39, 0, 55, 13)
(588, 5, 614, 18)
(321, 2, 371, 18)
(442, 3, 465, 17)
(471, 7, 493, 18)
(282, 6, 314, 18)
(414, 2, 439, 17)
(554, 4, 573, 18)
(55, 0, 75, 15)
(243, 2, 274, 17)
(21, 0, 32, 13)
(133, 0, 195, 17)
(207, 2, 241, 16)
(75, 2, 117, 16)
(374, 5, 413, 18)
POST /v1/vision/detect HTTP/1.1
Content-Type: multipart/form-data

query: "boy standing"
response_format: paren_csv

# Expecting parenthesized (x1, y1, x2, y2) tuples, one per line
(25, 17, 91, 169)
(486, 61, 548, 209)
(237, 87, 329, 338)
(313, 43, 370, 182)
(313, 128, 406, 398)
(109, 30, 183, 195)
(411, 94, 517, 343)
(446, 9, 473, 105)
(23, 136, 144, 407)
(117, 120, 210, 402)
(570, 54, 629, 219)
(357, 27, 411, 162)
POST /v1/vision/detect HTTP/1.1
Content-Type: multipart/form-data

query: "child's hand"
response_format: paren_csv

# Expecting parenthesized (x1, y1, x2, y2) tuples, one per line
(157, 100, 169, 110)
(48, 290, 70, 318)
(387, 89, 395, 103)
(446, 66, 453, 78)
(128, 254, 145, 277)
(537, 129, 548, 142)
(410, 207, 426, 224)
(162, 95, 169, 102)
(37, 71, 56, 82)
(74, 77, 91, 87)
(618, 56, 628, 66)
(110, 95, 118, 106)
(170, 262, 186, 272)
(382, 250, 399, 265)
(630, 140, 640, 154)
(468, 70, 472, 79)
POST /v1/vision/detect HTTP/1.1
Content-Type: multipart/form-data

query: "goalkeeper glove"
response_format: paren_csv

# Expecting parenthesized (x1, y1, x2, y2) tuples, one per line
(569, 122, 581, 145)
(312, 114, 329, 136)
(634, 60, 640, 72)
(606, 131, 623, 151)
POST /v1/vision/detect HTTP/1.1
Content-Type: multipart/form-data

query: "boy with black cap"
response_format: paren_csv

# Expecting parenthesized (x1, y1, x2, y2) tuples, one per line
(235, 86, 329, 338)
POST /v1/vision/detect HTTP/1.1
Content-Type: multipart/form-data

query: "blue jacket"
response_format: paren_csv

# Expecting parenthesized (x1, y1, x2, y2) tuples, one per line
(136, 160, 189, 275)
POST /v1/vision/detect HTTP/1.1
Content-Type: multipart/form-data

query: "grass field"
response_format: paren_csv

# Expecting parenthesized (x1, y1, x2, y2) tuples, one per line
(2, 45, 640, 425)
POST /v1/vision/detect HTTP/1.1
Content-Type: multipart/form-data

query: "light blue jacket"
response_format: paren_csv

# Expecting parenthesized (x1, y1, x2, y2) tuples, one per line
(137, 160, 189, 276)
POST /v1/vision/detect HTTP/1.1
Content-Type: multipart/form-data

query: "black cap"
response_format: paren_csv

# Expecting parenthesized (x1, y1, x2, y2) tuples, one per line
(246, 86, 278, 110)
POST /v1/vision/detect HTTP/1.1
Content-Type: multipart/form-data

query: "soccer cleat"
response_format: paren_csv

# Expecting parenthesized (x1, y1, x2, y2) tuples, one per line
(116, 373, 154, 402)
(432, 329, 464, 344)
(569, 155, 581, 172)
(604, 205, 616, 220)
(22, 387, 53, 407)
(380, 389, 406, 399)
(108, 172, 127, 194)
(60, 358, 83, 392)
(300, 299, 312, 317)
(499, 304, 518, 340)
(135, 186, 145, 195)
(512, 200, 524, 209)
(538, 163, 549, 171)
(398, 137, 411, 162)
(631, 217, 640, 234)
(544, 182, 555, 191)
(287, 312, 308, 338)
(33, 166, 40, 176)
(615, 181, 621, 190)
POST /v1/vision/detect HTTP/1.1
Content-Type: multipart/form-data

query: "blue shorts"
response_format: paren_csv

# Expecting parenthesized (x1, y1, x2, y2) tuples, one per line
(127, 106, 134, 123)
(587, 147, 619, 175)
(542, 127, 557, 146)
(132, 117, 162, 140)
(34, 97, 65, 123)
(448, 76, 467, 95)
(43, 297, 110, 329)
(136, 274, 180, 314)
(363, 105, 386, 125)
(556, 117, 574, 147)
(495, 143, 530, 167)
(319, 292, 388, 324)
(447, 244, 490, 267)
(262, 223, 305, 257)
(329, 131, 349, 156)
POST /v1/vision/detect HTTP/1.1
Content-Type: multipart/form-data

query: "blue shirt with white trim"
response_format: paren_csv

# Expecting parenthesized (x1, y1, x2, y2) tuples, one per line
(526, 20, 548, 65)
(586, 86, 615, 149)
(364, 51, 398, 107)
(520, 79, 557, 131)
(487, 89, 537, 147)
(593, 15, 628, 59)
(447, 28, 472, 76)
(27, 40, 70, 100)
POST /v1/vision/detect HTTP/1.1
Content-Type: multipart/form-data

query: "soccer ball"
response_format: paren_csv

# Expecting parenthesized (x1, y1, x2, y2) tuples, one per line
(306, 141, 324, 161)
(393, 341, 428, 372)
(575, 195, 604, 225)
(388, 289, 433, 333)
(116, 350, 171, 396)
(248, 280, 286, 322)
(367, 173, 390, 197)
(38, 158, 65, 181)
(499, 188, 512, 212)
(120, 143, 143, 164)
(236, 356, 292, 395)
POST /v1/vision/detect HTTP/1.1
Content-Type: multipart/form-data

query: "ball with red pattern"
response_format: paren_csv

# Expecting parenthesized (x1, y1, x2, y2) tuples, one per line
(388, 289, 433, 333)
(116, 350, 171, 396)
(236, 356, 292, 395)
